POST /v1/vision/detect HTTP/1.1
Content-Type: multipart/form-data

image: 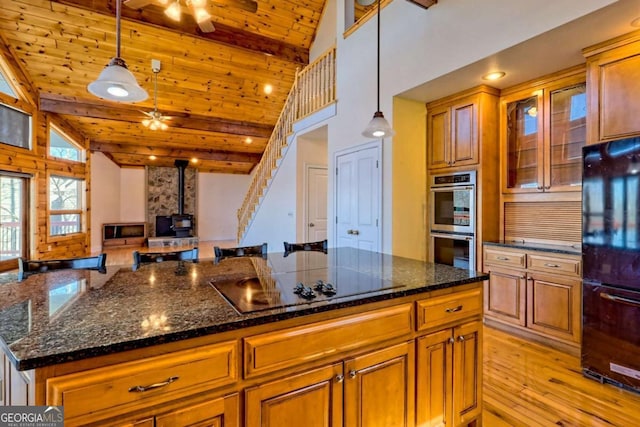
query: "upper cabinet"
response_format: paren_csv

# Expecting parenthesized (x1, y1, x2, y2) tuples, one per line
(427, 86, 499, 171)
(584, 30, 640, 144)
(500, 67, 586, 193)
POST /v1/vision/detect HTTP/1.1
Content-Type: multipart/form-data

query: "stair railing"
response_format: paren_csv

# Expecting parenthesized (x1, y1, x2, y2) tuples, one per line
(237, 47, 336, 241)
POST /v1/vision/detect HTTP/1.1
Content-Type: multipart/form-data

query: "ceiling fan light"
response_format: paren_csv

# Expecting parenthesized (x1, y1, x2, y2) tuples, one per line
(165, 1, 182, 21)
(190, 0, 207, 8)
(142, 118, 151, 127)
(362, 111, 395, 138)
(88, 59, 148, 102)
(194, 7, 211, 23)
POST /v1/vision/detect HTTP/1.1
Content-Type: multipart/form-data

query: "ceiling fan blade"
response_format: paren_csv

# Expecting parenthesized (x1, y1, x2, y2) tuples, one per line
(124, 0, 154, 8)
(213, 0, 258, 13)
(197, 20, 216, 33)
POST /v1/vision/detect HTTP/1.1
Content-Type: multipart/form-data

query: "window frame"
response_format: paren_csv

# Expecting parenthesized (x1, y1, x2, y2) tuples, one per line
(48, 172, 86, 239)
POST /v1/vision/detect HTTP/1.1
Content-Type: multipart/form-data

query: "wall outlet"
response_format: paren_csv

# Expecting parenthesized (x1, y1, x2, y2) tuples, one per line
(47, 245, 52, 251)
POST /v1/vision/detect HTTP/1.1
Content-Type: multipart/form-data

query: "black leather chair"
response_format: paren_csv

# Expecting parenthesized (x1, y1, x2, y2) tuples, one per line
(283, 239, 327, 256)
(132, 247, 199, 271)
(18, 253, 107, 281)
(214, 243, 267, 261)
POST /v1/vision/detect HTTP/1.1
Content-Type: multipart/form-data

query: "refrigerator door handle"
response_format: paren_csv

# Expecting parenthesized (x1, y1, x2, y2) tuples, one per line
(600, 292, 640, 308)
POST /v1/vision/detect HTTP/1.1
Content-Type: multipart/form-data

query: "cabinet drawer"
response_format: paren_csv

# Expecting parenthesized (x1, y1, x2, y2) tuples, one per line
(244, 304, 412, 378)
(47, 340, 238, 421)
(527, 254, 581, 277)
(416, 288, 482, 331)
(484, 249, 526, 269)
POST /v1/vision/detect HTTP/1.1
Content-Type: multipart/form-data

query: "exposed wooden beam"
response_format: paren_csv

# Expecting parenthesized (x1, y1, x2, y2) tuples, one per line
(90, 141, 262, 163)
(50, 0, 309, 65)
(39, 94, 274, 138)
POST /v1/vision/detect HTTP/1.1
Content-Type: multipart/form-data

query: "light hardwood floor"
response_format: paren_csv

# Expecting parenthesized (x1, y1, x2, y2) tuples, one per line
(101, 244, 640, 426)
(483, 327, 640, 426)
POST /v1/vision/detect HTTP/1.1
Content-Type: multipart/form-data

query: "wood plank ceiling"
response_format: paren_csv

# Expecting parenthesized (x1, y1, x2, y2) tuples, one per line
(0, 0, 326, 173)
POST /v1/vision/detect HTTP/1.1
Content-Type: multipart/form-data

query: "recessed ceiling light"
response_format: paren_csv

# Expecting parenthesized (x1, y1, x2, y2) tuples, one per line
(191, 158, 198, 164)
(264, 84, 273, 95)
(482, 71, 506, 81)
(149, 155, 157, 160)
(632, 17, 640, 27)
(244, 137, 253, 144)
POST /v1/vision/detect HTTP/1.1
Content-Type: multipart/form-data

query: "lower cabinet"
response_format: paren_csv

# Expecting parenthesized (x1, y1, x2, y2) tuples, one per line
(245, 341, 415, 427)
(416, 321, 482, 427)
(483, 245, 582, 351)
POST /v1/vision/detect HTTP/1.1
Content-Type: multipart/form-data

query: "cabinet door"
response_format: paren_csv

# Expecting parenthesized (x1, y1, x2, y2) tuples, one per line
(452, 321, 482, 427)
(245, 362, 343, 427)
(428, 105, 451, 169)
(484, 267, 526, 327)
(450, 98, 478, 168)
(546, 82, 586, 191)
(526, 273, 581, 343)
(344, 341, 414, 427)
(156, 393, 239, 427)
(502, 91, 543, 193)
(416, 329, 453, 427)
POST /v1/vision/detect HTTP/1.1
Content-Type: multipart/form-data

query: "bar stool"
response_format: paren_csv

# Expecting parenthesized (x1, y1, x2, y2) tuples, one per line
(132, 247, 199, 271)
(18, 253, 107, 281)
(214, 243, 267, 261)
(283, 239, 327, 256)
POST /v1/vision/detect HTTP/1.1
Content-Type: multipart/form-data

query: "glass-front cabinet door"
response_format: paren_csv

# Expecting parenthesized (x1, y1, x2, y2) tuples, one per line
(504, 91, 543, 192)
(547, 83, 586, 191)
(502, 74, 586, 193)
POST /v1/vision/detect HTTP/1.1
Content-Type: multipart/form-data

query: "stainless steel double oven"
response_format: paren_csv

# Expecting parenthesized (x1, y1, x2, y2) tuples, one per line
(429, 171, 476, 270)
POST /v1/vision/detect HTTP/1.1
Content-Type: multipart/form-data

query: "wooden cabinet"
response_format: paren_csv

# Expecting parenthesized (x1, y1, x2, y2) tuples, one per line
(415, 290, 483, 427)
(47, 341, 238, 425)
(102, 222, 147, 249)
(246, 342, 414, 427)
(483, 245, 581, 353)
(427, 86, 499, 170)
(500, 67, 586, 193)
(584, 30, 640, 143)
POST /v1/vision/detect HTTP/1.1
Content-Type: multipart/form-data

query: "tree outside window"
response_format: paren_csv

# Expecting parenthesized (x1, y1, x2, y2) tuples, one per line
(49, 176, 83, 236)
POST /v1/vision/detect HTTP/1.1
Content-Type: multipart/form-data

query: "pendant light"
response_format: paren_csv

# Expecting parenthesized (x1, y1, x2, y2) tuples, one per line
(362, 0, 395, 139)
(88, 0, 148, 102)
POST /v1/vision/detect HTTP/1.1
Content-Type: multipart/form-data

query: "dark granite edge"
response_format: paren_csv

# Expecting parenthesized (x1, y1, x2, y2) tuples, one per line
(13, 275, 487, 371)
(483, 241, 581, 256)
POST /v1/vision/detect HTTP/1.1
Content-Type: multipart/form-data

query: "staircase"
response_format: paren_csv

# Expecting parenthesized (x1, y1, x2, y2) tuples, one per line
(237, 47, 336, 242)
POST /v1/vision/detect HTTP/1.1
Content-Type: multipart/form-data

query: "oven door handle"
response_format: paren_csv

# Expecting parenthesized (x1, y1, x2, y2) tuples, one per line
(430, 232, 474, 241)
(430, 186, 474, 192)
(600, 292, 640, 308)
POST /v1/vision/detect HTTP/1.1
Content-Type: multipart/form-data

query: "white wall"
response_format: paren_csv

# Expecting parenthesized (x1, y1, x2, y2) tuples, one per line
(120, 168, 146, 221)
(197, 173, 251, 241)
(310, 0, 337, 60)
(325, 0, 618, 254)
(242, 140, 299, 251)
(90, 152, 121, 253)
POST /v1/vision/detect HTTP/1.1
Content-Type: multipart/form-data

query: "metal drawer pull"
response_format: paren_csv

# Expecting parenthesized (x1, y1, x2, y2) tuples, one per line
(445, 305, 463, 313)
(458, 336, 465, 342)
(336, 374, 344, 383)
(496, 256, 510, 261)
(544, 263, 560, 268)
(600, 293, 640, 308)
(128, 376, 179, 393)
(349, 370, 357, 379)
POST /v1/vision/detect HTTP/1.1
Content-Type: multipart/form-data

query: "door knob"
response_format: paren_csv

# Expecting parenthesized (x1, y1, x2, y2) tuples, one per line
(347, 229, 360, 236)
(309, 223, 315, 227)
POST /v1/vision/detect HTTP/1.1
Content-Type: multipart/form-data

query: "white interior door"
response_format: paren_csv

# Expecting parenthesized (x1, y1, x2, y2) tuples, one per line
(335, 142, 381, 251)
(305, 165, 328, 241)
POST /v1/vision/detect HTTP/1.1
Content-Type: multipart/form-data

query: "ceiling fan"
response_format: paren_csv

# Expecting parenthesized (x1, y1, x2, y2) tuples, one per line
(142, 59, 171, 131)
(124, 0, 258, 33)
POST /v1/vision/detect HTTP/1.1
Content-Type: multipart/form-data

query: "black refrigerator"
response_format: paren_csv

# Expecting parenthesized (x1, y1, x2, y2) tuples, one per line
(582, 137, 640, 392)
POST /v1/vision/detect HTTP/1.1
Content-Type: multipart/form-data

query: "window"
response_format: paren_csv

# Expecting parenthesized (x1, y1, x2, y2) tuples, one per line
(0, 71, 17, 97)
(49, 175, 84, 236)
(0, 63, 31, 150)
(50, 126, 84, 162)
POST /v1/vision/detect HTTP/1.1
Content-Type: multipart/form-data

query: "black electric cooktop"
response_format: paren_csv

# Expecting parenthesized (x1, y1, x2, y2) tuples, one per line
(211, 266, 404, 314)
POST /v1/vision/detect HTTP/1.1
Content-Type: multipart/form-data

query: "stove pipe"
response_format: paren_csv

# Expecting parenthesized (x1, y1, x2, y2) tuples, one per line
(174, 159, 189, 215)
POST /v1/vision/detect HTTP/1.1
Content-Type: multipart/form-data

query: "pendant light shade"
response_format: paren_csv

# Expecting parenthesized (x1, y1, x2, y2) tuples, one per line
(88, 0, 148, 102)
(362, 0, 394, 139)
(362, 111, 395, 138)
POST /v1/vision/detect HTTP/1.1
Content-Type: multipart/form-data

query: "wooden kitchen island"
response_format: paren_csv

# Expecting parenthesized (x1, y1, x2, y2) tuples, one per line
(0, 248, 487, 427)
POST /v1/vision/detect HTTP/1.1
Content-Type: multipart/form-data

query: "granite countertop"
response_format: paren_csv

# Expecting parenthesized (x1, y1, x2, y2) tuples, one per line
(483, 240, 582, 256)
(0, 247, 488, 371)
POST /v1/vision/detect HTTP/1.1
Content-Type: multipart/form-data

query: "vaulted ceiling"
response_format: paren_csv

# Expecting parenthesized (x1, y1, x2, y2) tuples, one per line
(0, 0, 326, 173)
